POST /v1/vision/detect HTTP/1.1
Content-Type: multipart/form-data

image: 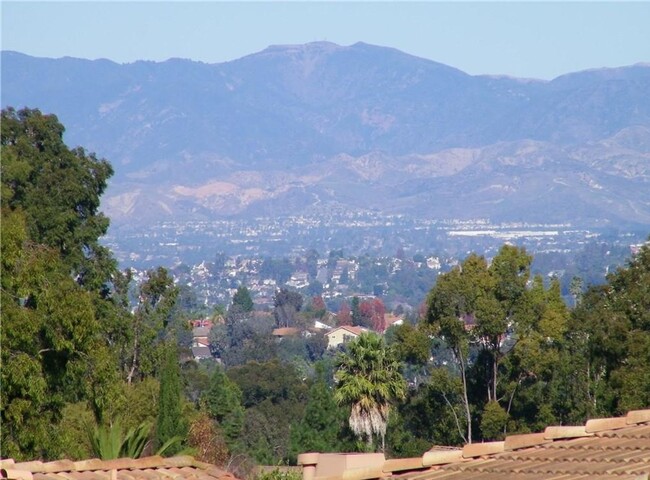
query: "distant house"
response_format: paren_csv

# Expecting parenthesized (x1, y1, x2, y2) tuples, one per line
(192, 326, 211, 348)
(313, 319, 332, 330)
(384, 313, 404, 328)
(190, 318, 214, 329)
(287, 272, 309, 289)
(191, 345, 212, 361)
(191, 323, 213, 361)
(326, 325, 366, 349)
(272, 327, 300, 338)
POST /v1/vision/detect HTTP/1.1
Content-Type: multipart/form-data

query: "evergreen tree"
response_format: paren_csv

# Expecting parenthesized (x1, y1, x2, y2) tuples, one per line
(291, 363, 343, 456)
(1, 107, 123, 458)
(1, 107, 114, 292)
(351, 296, 361, 325)
(124, 267, 179, 384)
(155, 346, 185, 454)
(202, 366, 245, 448)
(570, 239, 650, 415)
(231, 286, 254, 313)
(273, 288, 303, 328)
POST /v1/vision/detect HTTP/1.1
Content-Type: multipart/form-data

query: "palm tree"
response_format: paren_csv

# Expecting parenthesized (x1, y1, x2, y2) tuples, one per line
(334, 332, 406, 451)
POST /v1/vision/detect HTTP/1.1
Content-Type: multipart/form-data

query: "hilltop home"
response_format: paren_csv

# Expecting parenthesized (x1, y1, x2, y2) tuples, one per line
(326, 326, 366, 349)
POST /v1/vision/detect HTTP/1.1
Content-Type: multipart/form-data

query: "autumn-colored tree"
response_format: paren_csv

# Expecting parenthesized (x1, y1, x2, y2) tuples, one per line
(358, 298, 387, 332)
(372, 299, 387, 332)
(338, 301, 352, 326)
(186, 412, 229, 465)
(311, 295, 327, 318)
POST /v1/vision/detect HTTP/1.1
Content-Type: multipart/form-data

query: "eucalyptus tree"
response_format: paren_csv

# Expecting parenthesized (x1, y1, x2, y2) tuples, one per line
(1, 107, 121, 458)
(125, 267, 179, 384)
(424, 253, 487, 443)
(570, 240, 650, 415)
(334, 333, 406, 451)
(424, 246, 538, 442)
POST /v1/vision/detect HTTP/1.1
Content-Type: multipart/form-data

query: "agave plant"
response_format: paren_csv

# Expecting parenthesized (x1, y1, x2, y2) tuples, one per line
(90, 421, 130, 460)
(90, 420, 184, 460)
(120, 422, 153, 458)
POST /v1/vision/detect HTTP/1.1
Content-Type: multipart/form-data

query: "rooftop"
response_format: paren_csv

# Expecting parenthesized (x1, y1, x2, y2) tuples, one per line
(298, 409, 650, 480)
(0, 456, 236, 480)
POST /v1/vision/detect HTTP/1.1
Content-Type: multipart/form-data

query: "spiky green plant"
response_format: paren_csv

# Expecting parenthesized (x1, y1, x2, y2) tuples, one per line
(121, 422, 153, 458)
(90, 420, 185, 459)
(90, 421, 126, 460)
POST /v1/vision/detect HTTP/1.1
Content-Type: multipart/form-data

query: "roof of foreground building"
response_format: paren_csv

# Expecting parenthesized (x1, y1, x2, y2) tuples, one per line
(0, 456, 237, 480)
(298, 409, 650, 480)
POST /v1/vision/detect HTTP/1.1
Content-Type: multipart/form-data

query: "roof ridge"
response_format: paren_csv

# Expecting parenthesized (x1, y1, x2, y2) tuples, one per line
(5, 456, 198, 473)
(497, 408, 650, 453)
(297, 408, 650, 480)
(1, 456, 238, 480)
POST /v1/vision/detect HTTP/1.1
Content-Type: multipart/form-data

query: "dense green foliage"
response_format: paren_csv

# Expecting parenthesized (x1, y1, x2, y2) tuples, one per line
(334, 333, 406, 451)
(290, 364, 345, 456)
(1, 108, 119, 458)
(1, 107, 115, 291)
(156, 346, 186, 454)
(232, 286, 254, 313)
(2, 106, 649, 470)
(0, 108, 185, 461)
(202, 366, 245, 448)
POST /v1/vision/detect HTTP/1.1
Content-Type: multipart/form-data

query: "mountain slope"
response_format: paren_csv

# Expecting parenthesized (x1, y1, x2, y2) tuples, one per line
(2, 43, 649, 227)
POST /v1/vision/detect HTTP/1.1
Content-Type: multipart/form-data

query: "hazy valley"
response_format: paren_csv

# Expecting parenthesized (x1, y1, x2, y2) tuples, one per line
(3, 42, 650, 244)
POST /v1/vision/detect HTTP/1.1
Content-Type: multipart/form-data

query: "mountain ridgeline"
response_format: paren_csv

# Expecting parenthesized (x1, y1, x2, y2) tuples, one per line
(3, 42, 650, 227)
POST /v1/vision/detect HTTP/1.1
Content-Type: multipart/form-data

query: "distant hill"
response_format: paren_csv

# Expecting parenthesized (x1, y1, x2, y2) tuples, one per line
(3, 43, 650, 227)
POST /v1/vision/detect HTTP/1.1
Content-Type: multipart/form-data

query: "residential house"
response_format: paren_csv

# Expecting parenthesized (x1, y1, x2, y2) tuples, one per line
(191, 321, 213, 361)
(191, 345, 212, 361)
(326, 326, 366, 349)
(383, 313, 404, 328)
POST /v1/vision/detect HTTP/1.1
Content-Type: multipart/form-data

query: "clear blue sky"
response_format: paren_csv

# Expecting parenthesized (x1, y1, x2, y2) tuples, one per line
(2, 1, 649, 80)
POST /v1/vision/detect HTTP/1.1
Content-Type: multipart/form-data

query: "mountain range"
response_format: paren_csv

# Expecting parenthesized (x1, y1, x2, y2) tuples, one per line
(2, 42, 650, 228)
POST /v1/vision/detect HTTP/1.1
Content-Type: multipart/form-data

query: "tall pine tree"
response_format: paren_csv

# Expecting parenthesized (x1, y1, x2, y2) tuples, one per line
(156, 345, 186, 454)
(291, 363, 343, 457)
(202, 366, 244, 449)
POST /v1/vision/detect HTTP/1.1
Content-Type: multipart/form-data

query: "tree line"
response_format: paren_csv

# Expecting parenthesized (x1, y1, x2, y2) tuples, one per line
(2, 107, 649, 470)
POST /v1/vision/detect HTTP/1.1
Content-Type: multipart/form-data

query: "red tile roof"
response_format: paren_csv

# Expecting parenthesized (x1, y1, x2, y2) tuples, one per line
(0, 456, 237, 480)
(272, 327, 300, 337)
(298, 409, 650, 480)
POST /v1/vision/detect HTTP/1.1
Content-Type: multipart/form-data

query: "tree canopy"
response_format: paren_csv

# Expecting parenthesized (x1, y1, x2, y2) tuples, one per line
(1, 108, 119, 458)
(334, 333, 406, 451)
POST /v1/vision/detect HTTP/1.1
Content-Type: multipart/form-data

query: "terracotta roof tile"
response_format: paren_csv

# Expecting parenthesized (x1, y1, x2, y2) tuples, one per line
(298, 408, 650, 480)
(462, 442, 505, 458)
(585, 417, 630, 433)
(627, 409, 650, 424)
(543, 426, 593, 440)
(503, 432, 548, 451)
(420, 451, 462, 467)
(1, 471, 32, 480)
(1, 457, 237, 480)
